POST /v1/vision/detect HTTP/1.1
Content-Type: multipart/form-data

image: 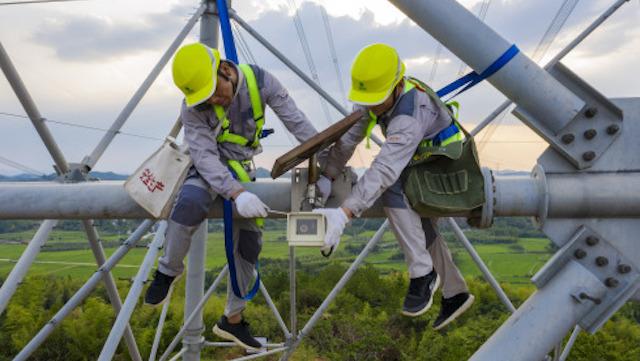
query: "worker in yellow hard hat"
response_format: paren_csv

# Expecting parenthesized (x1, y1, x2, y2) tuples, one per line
(315, 43, 474, 330)
(146, 42, 326, 351)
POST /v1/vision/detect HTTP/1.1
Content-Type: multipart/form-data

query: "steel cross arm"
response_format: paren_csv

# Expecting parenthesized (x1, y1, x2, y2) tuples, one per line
(82, 220, 143, 361)
(81, 3, 207, 170)
(98, 221, 168, 361)
(388, 0, 585, 136)
(469, 0, 630, 137)
(0, 220, 57, 315)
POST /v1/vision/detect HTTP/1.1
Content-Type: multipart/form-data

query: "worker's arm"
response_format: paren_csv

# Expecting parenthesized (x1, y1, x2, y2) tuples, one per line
(321, 110, 368, 180)
(341, 114, 425, 217)
(180, 103, 245, 200)
(260, 67, 319, 144)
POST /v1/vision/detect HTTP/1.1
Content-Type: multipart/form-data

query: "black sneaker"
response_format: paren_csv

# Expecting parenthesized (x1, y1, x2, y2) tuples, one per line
(433, 292, 475, 330)
(144, 270, 178, 306)
(212, 315, 263, 351)
(402, 270, 440, 317)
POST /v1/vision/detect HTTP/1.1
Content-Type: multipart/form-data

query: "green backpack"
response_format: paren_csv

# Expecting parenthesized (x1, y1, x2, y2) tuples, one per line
(401, 77, 485, 217)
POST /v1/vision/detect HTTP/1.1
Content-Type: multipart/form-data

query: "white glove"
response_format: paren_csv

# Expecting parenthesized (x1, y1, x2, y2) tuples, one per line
(234, 191, 269, 218)
(313, 207, 350, 254)
(316, 175, 332, 205)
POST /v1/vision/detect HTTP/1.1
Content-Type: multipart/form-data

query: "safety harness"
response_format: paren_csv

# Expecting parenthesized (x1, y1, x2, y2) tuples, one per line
(364, 77, 464, 161)
(215, 63, 267, 302)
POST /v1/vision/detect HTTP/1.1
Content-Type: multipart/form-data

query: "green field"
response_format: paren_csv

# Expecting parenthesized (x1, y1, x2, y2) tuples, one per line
(0, 228, 552, 286)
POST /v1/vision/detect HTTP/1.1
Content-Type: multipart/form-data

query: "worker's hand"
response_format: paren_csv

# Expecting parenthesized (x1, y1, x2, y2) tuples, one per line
(313, 207, 350, 254)
(316, 175, 332, 205)
(234, 191, 269, 218)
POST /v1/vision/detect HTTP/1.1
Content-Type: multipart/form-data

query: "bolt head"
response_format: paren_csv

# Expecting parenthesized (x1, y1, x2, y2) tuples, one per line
(607, 124, 620, 135)
(595, 256, 609, 267)
(585, 236, 599, 246)
(605, 277, 619, 288)
(583, 151, 596, 162)
(561, 133, 575, 144)
(584, 129, 597, 140)
(618, 264, 632, 274)
(585, 107, 598, 118)
(574, 249, 587, 259)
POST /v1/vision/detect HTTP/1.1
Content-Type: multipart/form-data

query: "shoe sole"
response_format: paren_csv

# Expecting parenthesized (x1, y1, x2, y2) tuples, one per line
(433, 294, 475, 331)
(143, 274, 181, 307)
(401, 274, 441, 317)
(212, 324, 261, 352)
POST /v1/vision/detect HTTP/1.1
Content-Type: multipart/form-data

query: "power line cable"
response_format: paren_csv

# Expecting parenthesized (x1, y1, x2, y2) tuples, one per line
(287, 0, 334, 127)
(457, 0, 493, 76)
(0, 111, 164, 141)
(531, 0, 580, 62)
(0, 155, 46, 176)
(318, 5, 366, 167)
(476, 0, 580, 152)
(320, 6, 347, 108)
(0, 0, 86, 5)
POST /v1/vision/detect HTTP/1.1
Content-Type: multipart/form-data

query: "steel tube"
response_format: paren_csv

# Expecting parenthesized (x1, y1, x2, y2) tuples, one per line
(82, 4, 207, 169)
(559, 326, 582, 361)
(233, 347, 288, 361)
(182, 221, 207, 361)
(0, 42, 69, 173)
(279, 221, 389, 360)
(388, 0, 585, 134)
(98, 221, 167, 361)
(260, 280, 291, 339)
(470, 260, 606, 361)
(13, 220, 154, 361)
(0, 220, 56, 315)
(82, 220, 143, 361)
(493, 175, 542, 217)
(149, 285, 174, 361)
(289, 246, 297, 339)
(469, 0, 629, 137)
(159, 266, 229, 361)
(447, 218, 516, 312)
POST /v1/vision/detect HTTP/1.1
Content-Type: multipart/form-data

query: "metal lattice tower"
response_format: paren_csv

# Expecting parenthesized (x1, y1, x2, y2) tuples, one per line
(0, 0, 637, 360)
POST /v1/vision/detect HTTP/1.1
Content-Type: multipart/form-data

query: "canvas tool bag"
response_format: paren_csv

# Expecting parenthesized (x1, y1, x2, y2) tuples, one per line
(124, 120, 192, 218)
(402, 116, 485, 218)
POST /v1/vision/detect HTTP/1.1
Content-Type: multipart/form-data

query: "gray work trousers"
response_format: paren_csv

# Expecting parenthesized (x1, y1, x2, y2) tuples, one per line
(158, 174, 262, 317)
(382, 179, 468, 299)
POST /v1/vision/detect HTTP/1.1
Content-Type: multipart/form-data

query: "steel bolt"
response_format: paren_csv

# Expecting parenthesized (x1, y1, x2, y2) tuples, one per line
(584, 129, 597, 140)
(607, 124, 620, 135)
(585, 236, 599, 246)
(574, 249, 587, 259)
(618, 264, 632, 274)
(585, 107, 598, 118)
(582, 151, 596, 161)
(561, 133, 575, 144)
(595, 256, 609, 267)
(605, 277, 619, 288)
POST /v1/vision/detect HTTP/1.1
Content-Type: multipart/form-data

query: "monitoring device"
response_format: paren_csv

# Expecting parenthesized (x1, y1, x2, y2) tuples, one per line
(287, 212, 326, 247)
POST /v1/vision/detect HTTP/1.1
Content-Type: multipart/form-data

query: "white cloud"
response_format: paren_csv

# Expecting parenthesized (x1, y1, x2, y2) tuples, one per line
(0, 0, 637, 175)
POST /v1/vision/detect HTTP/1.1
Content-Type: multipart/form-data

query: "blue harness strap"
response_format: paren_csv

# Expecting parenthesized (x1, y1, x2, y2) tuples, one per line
(432, 122, 459, 146)
(217, 0, 261, 301)
(436, 44, 519, 100)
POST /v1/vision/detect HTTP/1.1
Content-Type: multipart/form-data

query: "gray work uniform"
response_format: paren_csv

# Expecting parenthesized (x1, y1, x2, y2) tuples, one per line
(323, 84, 468, 298)
(158, 63, 319, 316)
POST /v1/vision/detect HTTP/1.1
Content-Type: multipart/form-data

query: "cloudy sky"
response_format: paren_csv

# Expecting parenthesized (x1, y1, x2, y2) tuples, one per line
(0, 0, 638, 176)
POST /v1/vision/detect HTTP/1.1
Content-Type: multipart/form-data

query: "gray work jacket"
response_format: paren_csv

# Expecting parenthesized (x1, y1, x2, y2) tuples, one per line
(323, 86, 452, 217)
(180, 63, 319, 200)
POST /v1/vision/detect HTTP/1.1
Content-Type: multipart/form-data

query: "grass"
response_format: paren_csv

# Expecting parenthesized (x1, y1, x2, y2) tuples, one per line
(0, 229, 554, 286)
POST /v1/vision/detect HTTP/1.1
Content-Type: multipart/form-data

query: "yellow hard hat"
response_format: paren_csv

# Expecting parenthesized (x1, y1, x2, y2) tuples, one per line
(172, 43, 221, 108)
(348, 43, 406, 106)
